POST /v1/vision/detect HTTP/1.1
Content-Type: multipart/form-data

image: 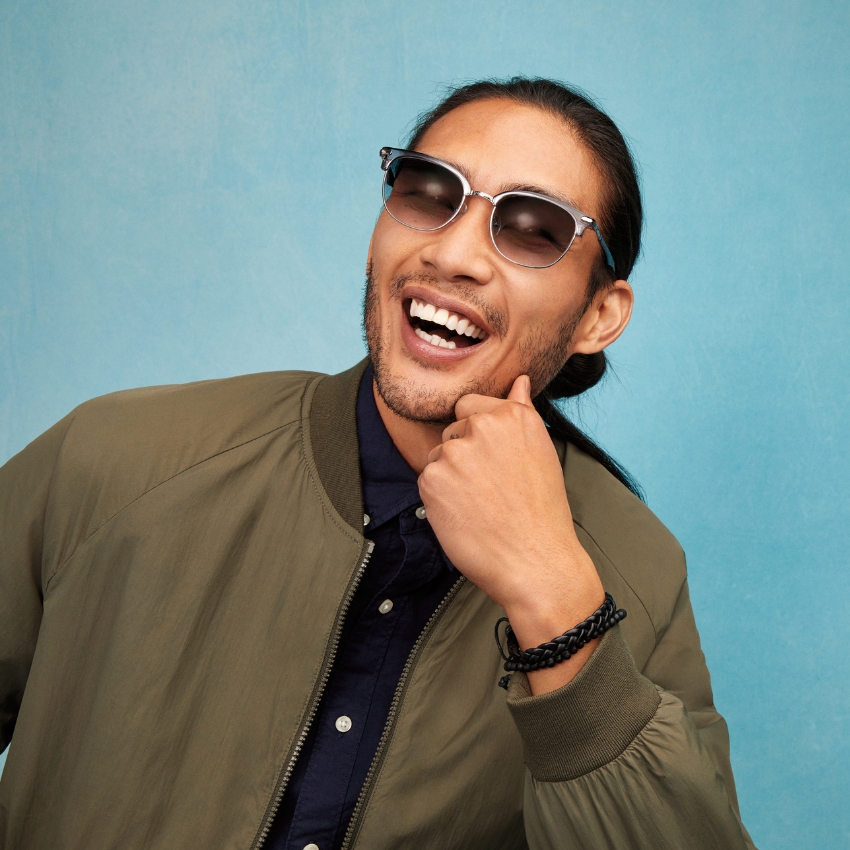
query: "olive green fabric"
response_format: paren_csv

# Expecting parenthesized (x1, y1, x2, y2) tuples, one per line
(506, 628, 661, 782)
(0, 362, 755, 849)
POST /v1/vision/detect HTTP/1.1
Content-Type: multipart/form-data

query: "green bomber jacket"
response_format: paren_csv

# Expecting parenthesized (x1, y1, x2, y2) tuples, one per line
(0, 360, 756, 849)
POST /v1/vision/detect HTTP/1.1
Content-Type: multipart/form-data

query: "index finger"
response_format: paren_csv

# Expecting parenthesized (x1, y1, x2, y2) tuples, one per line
(454, 393, 511, 421)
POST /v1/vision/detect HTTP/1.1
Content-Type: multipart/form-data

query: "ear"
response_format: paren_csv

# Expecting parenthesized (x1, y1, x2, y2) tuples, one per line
(569, 279, 634, 355)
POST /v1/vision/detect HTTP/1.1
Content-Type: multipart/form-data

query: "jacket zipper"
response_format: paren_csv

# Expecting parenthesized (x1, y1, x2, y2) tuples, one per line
(250, 538, 375, 850)
(340, 574, 467, 850)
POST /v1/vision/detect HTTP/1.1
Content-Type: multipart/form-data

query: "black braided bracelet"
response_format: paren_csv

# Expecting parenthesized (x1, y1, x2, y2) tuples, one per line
(495, 593, 627, 674)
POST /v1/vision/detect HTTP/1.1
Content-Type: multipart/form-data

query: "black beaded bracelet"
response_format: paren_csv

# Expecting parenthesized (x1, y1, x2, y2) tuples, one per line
(495, 593, 627, 674)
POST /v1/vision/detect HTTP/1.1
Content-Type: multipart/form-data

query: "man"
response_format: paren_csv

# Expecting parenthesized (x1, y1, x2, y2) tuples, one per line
(0, 78, 755, 848)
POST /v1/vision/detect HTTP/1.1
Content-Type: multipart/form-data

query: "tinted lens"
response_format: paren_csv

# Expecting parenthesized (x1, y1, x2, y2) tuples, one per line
(384, 157, 465, 230)
(491, 194, 577, 267)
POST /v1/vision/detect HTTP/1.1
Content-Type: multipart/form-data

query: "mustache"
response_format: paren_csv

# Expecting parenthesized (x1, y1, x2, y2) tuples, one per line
(389, 271, 507, 338)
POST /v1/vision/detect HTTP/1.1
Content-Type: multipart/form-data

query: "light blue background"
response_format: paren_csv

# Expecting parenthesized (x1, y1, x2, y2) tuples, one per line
(1, 1, 848, 846)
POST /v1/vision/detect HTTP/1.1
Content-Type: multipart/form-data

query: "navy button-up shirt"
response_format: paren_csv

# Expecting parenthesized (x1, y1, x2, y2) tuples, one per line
(267, 365, 458, 850)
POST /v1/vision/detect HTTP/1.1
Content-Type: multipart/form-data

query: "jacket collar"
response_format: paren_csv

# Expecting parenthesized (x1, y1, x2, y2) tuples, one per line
(308, 358, 370, 534)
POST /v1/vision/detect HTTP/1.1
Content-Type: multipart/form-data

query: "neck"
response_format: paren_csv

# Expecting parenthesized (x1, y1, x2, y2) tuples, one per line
(372, 380, 444, 475)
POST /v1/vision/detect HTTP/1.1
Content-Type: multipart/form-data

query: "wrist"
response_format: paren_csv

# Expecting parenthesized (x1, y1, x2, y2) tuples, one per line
(500, 585, 621, 697)
(503, 573, 605, 651)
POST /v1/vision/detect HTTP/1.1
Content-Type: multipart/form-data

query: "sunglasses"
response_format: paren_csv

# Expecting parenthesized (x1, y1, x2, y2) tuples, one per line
(380, 147, 615, 273)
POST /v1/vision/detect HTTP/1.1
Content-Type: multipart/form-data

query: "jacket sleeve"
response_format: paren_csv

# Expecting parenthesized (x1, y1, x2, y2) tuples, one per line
(505, 580, 757, 850)
(0, 417, 74, 752)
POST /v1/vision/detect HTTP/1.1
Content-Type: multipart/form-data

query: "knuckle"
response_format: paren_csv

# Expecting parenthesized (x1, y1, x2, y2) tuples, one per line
(418, 467, 435, 491)
(473, 413, 495, 432)
(465, 415, 483, 435)
(439, 438, 462, 460)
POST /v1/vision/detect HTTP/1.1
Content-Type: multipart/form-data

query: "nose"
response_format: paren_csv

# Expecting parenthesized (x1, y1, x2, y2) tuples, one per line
(417, 194, 497, 286)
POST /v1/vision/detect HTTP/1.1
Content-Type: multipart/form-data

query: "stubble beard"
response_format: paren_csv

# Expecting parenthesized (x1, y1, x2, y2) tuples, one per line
(362, 265, 584, 426)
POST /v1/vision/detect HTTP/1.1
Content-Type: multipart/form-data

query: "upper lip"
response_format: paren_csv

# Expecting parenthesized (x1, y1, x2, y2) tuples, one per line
(402, 285, 493, 337)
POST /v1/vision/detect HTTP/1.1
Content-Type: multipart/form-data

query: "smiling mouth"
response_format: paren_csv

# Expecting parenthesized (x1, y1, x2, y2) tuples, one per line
(405, 297, 489, 350)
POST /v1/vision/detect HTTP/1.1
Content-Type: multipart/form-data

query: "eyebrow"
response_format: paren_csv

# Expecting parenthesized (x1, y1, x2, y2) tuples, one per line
(434, 156, 582, 211)
(499, 182, 582, 210)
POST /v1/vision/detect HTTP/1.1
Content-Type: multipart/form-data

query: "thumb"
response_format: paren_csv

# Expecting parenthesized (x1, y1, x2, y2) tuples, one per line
(507, 374, 533, 406)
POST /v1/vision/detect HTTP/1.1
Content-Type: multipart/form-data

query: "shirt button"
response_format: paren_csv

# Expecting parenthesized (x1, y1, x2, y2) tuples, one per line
(303, 845, 320, 850)
(415, 505, 427, 520)
(363, 513, 370, 526)
(335, 715, 352, 733)
(378, 599, 394, 614)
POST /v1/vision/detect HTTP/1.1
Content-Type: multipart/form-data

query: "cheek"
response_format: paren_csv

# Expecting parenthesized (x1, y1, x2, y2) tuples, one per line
(512, 294, 586, 361)
(370, 216, 405, 265)
(370, 214, 434, 274)
(544, 274, 590, 329)
(513, 291, 581, 340)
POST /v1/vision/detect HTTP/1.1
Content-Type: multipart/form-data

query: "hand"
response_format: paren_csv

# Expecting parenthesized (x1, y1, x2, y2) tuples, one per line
(418, 375, 605, 692)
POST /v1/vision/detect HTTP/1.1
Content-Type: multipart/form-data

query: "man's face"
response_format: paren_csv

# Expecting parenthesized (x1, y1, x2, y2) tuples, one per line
(365, 98, 608, 425)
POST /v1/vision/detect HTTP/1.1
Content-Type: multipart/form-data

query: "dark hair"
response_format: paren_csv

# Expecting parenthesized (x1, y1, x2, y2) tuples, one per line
(407, 77, 645, 499)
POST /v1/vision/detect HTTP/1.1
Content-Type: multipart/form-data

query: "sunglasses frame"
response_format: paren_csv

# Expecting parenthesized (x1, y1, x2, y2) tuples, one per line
(380, 147, 616, 273)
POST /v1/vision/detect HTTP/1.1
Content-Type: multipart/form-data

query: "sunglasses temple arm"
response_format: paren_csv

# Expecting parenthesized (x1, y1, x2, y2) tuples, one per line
(588, 222, 616, 274)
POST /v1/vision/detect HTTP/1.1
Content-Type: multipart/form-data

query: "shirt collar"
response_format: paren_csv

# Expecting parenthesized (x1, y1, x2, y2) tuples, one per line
(356, 364, 423, 530)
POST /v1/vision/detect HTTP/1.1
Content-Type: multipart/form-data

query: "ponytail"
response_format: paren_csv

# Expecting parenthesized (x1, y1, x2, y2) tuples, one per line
(534, 351, 644, 500)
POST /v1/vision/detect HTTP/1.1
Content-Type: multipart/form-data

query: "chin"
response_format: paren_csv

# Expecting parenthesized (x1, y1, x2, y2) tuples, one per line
(374, 373, 457, 425)
(370, 353, 506, 425)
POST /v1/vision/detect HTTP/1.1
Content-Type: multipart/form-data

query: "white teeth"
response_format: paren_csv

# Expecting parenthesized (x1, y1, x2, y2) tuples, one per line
(409, 298, 486, 341)
(414, 327, 457, 349)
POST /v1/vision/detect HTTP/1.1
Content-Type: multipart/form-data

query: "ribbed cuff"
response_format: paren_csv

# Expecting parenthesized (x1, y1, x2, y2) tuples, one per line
(505, 625, 660, 781)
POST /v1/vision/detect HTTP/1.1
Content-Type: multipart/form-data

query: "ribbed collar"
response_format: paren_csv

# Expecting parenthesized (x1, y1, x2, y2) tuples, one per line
(307, 358, 370, 534)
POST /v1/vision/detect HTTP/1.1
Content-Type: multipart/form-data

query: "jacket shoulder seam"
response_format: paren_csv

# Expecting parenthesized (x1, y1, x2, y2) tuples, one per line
(45, 417, 301, 589)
